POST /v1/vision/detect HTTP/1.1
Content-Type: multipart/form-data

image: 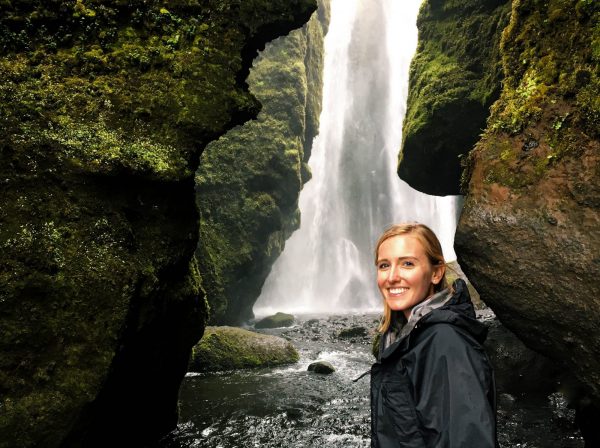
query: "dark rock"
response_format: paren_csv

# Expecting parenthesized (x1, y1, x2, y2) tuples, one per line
(255, 312, 295, 329)
(483, 319, 563, 395)
(307, 360, 335, 374)
(189, 326, 299, 372)
(402, 0, 600, 444)
(338, 326, 368, 339)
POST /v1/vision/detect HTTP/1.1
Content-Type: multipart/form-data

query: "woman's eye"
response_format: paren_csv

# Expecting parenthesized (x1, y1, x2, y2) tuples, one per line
(378, 262, 389, 269)
(402, 261, 414, 267)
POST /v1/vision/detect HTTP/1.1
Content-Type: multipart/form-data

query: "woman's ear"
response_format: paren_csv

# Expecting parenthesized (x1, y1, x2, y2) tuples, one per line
(432, 265, 445, 285)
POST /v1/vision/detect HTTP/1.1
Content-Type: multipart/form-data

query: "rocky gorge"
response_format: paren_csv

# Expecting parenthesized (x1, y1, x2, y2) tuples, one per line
(196, 0, 330, 325)
(1, 0, 598, 446)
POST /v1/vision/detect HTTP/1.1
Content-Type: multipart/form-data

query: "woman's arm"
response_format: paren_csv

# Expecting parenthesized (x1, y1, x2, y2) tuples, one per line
(410, 323, 496, 448)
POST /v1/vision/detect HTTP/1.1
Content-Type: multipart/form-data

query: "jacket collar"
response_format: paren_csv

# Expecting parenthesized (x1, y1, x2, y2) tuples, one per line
(379, 279, 486, 361)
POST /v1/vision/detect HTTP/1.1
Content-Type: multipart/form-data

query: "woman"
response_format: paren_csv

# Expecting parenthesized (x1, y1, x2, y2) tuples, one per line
(370, 223, 496, 447)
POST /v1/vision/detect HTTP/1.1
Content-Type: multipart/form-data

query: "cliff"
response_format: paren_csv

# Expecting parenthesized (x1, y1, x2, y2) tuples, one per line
(456, 0, 599, 436)
(402, 0, 600, 442)
(196, 0, 330, 325)
(399, 0, 511, 195)
(0, 1, 316, 446)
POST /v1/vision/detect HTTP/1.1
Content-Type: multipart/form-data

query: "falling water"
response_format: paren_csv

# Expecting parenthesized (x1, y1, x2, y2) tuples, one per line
(254, 0, 461, 316)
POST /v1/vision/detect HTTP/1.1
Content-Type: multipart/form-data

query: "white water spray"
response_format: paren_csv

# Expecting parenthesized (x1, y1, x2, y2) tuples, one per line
(254, 0, 461, 316)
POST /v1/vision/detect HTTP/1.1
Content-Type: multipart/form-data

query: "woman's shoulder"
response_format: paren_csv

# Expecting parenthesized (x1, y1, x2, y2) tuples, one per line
(412, 321, 485, 353)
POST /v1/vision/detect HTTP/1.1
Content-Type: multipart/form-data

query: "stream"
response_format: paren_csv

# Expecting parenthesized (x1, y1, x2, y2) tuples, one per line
(161, 314, 584, 448)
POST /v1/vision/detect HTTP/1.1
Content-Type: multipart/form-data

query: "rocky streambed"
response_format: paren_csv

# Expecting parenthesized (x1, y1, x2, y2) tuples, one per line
(161, 313, 584, 448)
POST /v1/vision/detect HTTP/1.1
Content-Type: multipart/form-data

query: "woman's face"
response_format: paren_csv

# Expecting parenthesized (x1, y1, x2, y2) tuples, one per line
(376, 234, 443, 320)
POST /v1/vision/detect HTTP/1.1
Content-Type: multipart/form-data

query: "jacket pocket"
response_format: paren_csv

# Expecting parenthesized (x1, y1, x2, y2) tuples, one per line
(380, 376, 425, 447)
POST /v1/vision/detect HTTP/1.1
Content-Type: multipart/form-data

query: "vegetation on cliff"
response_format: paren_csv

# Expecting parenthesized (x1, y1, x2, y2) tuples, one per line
(399, 0, 511, 195)
(189, 326, 299, 372)
(455, 0, 599, 441)
(0, 1, 316, 446)
(467, 0, 599, 191)
(196, 0, 330, 325)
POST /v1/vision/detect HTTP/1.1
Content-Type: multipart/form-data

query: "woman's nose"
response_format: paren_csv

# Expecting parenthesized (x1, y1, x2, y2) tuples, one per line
(388, 265, 401, 282)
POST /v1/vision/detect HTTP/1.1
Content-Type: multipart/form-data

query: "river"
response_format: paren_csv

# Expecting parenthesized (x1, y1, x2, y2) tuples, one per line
(161, 313, 583, 448)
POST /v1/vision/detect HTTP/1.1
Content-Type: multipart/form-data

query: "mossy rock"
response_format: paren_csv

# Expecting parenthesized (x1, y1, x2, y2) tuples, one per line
(456, 0, 600, 437)
(0, 0, 317, 446)
(399, 0, 511, 195)
(254, 312, 295, 329)
(189, 326, 299, 372)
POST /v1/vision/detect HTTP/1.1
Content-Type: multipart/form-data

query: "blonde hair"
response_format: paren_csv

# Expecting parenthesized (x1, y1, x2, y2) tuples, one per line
(375, 223, 449, 333)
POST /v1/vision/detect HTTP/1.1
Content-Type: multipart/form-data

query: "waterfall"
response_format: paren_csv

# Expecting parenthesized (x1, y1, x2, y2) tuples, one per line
(254, 0, 461, 316)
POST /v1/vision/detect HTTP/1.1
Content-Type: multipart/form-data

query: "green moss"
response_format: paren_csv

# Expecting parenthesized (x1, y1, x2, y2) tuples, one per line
(0, 0, 317, 446)
(189, 326, 299, 371)
(255, 312, 295, 329)
(399, 0, 511, 195)
(473, 0, 599, 191)
(196, 0, 330, 325)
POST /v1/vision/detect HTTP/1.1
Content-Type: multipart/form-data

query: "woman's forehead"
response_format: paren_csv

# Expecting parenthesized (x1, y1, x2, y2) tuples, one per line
(378, 235, 426, 257)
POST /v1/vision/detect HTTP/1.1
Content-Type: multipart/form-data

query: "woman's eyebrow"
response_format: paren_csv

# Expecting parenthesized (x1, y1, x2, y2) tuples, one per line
(377, 256, 418, 263)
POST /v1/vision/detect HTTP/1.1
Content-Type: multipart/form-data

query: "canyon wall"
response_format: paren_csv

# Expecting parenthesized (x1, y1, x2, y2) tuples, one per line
(196, 0, 330, 325)
(399, 0, 511, 196)
(401, 0, 599, 441)
(0, 1, 316, 446)
(455, 0, 599, 434)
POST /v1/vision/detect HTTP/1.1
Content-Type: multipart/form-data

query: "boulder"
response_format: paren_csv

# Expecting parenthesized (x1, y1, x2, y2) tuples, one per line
(456, 0, 600, 427)
(189, 326, 299, 372)
(307, 360, 335, 374)
(338, 326, 368, 339)
(398, 0, 599, 443)
(255, 312, 295, 329)
(483, 319, 564, 395)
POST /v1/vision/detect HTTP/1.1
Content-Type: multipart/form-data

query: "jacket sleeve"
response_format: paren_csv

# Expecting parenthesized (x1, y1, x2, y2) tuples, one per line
(409, 323, 496, 448)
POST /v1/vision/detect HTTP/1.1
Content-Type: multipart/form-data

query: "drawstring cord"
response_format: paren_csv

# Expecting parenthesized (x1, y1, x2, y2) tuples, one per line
(352, 369, 371, 382)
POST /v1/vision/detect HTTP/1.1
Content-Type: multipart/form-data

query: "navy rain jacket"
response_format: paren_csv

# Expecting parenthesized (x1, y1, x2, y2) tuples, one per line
(370, 279, 497, 448)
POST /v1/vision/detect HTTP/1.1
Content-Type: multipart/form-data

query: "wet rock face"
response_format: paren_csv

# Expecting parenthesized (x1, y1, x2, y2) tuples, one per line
(0, 1, 316, 447)
(456, 0, 600, 421)
(196, 0, 330, 326)
(307, 360, 335, 374)
(398, 0, 511, 196)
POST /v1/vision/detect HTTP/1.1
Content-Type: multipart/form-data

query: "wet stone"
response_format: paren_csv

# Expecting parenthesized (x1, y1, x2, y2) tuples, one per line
(255, 312, 295, 329)
(308, 360, 336, 374)
(338, 326, 368, 339)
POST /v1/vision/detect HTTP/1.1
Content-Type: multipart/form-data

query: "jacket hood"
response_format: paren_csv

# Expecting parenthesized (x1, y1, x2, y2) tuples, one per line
(420, 278, 488, 344)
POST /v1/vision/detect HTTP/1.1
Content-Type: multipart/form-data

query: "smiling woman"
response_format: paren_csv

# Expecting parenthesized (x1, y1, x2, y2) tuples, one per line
(370, 223, 497, 448)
